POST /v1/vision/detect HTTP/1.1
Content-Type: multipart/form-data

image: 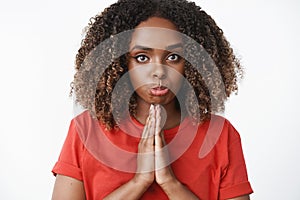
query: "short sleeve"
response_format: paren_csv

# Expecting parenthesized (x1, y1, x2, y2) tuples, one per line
(52, 119, 85, 181)
(219, 122, 253, 199)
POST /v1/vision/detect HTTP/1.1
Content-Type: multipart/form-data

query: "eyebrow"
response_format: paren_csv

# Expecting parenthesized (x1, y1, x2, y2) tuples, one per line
(166, 43, 183, 51)
(130, 43, 183, 52)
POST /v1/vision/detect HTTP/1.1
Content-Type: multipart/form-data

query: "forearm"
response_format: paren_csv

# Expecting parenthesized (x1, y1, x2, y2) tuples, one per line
(159, 178, 199, 200)
(103, 177, 151, 200)
(227, 195, 250, 200)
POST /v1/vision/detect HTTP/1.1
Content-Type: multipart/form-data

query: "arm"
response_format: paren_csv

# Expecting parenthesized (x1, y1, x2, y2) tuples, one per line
(219, 121, 253, 200)
(103, 177, 152, 200)
(103, 105, 156, 199)
(158, 179, 199, 200)
(51, 174, 86, 200)
(52, 109, 155, 200)
(154, 105, 199, 200)
(153, 107, 251, 200)
(227, 195, 250, 200)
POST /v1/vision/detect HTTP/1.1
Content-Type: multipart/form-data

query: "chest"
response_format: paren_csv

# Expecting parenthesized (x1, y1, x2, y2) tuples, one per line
(81, 140, 227, 200)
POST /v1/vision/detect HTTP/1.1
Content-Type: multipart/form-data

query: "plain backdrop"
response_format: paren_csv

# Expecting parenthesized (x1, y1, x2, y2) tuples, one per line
(0, 0, 299, 199)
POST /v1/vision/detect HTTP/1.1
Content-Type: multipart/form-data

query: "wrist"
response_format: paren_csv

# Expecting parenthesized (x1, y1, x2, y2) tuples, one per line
(159, 179, 199, 200)
(158, 176, 179, 191)
(132, 174, 153, 189)
(159, 178, 182, 198)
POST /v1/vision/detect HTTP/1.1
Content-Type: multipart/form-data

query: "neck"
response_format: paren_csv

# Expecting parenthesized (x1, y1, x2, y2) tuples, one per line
(135, 98, 181, 130)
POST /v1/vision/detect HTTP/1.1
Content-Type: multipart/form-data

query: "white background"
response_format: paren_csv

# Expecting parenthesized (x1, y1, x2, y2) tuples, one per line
(0, 0, 299, 199)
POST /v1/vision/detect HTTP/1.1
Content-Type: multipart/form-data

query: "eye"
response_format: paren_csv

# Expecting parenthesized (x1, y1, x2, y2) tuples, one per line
(167, 54, 180, 62)
(135, 55, 149, 63)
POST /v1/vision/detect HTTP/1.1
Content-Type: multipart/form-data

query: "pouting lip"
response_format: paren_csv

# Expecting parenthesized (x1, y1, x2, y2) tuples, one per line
(151, 86, 168, 90)
(149, 86, 169, 96)
(150, 83, 169, 90)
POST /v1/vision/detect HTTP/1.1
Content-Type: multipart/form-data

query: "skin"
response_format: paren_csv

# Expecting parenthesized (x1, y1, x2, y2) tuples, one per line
(52, 175, 86, 200)
(51, 17, 250, 200)
(104, 17, 197, 199)
(127, 17, 185, 129)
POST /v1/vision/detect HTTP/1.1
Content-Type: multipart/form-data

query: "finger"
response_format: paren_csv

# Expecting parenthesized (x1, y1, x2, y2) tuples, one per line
(141, 116, 150, 139)
(149, 115, 155, 138)
(154, 137, 169, 171)
(154, 105, 162, 148)
(160, 131, 166, 146)
(146, 105, 155, 145)
(146, 105, 155, 138)
(155, 105, 162, 136)
(146, 117, 155, 146)
(141, 104, 154, 139)
(155, 131, 164, 148)
(155, 131, 170, 170)
(139, 118, 154, 154)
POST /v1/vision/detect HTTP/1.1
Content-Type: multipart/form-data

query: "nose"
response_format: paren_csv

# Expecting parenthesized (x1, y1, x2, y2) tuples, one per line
(152, 63, 166, 80)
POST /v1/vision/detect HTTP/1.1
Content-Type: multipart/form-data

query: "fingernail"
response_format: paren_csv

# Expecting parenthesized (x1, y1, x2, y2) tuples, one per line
(156, 105, 160, 111)
(150, 104, 154, 113)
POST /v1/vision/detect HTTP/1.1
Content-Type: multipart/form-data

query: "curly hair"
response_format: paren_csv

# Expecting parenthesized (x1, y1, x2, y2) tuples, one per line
(71, 0, 243, 130)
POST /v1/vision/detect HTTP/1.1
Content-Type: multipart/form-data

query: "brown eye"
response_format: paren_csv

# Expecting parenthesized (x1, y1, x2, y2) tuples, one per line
(167, 54, 180, 61)
(135, 55, 149, 63)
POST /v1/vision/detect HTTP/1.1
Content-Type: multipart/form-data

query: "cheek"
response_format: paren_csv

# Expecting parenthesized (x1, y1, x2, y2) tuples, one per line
(164, 75, 182, 96)
(168, 65, 185, 87)
(176, 62, 185, 75)
(173, 75, 184, 89)
(128, 68, 149, 88)
(128, 71, 139, 87)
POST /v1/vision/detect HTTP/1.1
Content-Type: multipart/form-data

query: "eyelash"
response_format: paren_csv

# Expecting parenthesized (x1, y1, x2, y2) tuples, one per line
(167, 54, 180, 61)
(133, 54, 181, 63)
(135, 55, 149, 63)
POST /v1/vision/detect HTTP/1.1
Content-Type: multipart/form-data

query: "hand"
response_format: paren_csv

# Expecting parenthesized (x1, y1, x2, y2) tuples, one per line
(103, 106, 156, 199)
(135, 105, 177, 187)
(153, 105, 176, 186)
(105, 105, 198, 199)
(134, 105, 155, 186)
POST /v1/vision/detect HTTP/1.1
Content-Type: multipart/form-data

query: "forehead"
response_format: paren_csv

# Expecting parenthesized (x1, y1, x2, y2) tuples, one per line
(130, 17, 182, 50)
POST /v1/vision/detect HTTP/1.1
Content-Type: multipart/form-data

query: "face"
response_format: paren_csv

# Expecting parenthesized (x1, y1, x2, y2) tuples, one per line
(128, 17, 185, 106)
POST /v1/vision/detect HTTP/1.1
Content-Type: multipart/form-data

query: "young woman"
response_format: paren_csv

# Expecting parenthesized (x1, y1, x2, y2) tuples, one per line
(51, 0, 253, 199)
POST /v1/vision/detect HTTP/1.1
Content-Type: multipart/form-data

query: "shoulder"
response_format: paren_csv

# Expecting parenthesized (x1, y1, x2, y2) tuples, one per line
(73, 110, 100, 130)
(59, 111, 96, 152)
(207, 114, 241, 139)
(198, 114, 241, 158)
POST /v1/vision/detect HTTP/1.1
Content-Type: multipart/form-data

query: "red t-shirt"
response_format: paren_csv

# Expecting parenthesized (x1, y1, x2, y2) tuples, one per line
(52, 111, 253, 199)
